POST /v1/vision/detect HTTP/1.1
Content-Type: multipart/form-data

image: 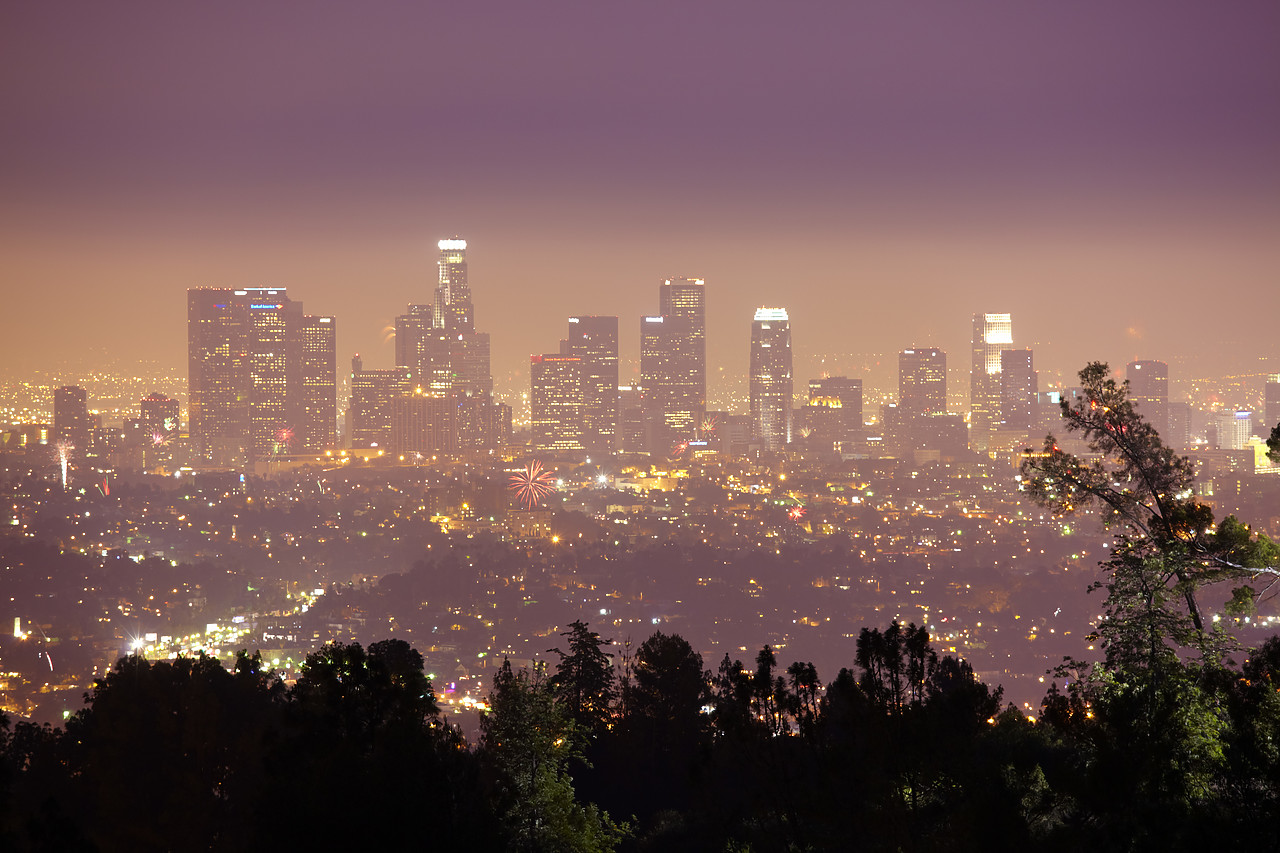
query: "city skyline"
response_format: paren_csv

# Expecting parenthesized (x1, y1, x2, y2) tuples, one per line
(2, 3, 1278, 389)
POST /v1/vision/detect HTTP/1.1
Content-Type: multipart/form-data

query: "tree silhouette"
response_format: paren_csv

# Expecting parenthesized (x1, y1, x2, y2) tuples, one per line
(549, 620, 618, 739)
(480, 660, 626, 852)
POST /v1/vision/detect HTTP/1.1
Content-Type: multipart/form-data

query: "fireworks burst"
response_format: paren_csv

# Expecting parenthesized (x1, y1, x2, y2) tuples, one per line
(788, 505, 807, 522)
(700, 414, 720, 434)
(273, 427, 294, 455)
(54, 441, 73, 489)
(509, 461, 557, 509)
(151, 430, 170, 447)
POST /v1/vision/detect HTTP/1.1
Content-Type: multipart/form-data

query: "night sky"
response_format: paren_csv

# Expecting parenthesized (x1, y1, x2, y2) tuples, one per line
(3, 2, 1278, 397)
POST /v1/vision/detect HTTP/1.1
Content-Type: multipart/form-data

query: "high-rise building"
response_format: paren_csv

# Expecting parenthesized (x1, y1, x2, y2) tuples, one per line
(139, 393, 180, 439)
(54, 386, 90, 452)
(434, 238, 473, 333)
(531, 354, 583, 451)
(807, 376, 862, 450)
(395, 237, 494, 416)
(1217, 410, 1252, 451)
(391, 389, 457, 455)
(297, 315, 336, 453)
(454, 394, 513, 451)
(1167, 401, 1191, 449)
(395, 306, 453, 395)
(1127, 360, 1169, 439)
(617, 385, 648, 454)
(1000, 349, 1037, 430)
(243, 289, 299, 458)
(640, 315, 685, 453)
(189, 288, 249, 465)
(454, 332, 493, 397)
(640, 278, 706, 453)
(565, 316, 619, 455)
(899, 348, 946, 417)
(970, 312, 1013, 451)
(188, 287, 335, 465)
(1264, 374, 1280, 432)
(750, 308, 793, 451)
(348, 355, 411, 448)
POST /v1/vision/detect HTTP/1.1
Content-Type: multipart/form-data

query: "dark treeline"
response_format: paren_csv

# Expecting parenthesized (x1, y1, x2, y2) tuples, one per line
(2, 620, 1278, 852)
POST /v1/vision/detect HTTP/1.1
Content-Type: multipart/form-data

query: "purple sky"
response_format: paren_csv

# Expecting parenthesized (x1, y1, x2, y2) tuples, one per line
(3, 2, 1278, 403)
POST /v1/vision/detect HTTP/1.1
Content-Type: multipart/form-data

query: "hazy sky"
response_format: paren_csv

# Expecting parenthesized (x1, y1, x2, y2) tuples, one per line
(3, 1, 1278, 401)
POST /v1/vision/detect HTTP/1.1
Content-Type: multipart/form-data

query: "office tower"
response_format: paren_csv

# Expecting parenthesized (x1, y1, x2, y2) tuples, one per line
(531, 354, 583, 451)
(391, 389, 457, 455)
(639, 277, 706, 453)
(616, 385, 648, 453)
(970, 312, 1013, 451)
(1167, 401, 1191, 449)
(54, 386, 90, 451)
(455, 395, 513, 451)
(349, 355, 411, 448)
(1127, 360, 1169, 439)
(1000, 349, 1037, 430)
(189, 288, 249, 464)
(807, 376, 863, 449)
(750, 308, 793, 451)
(1265, 374, 1280, 431)
(243, 289, 299, 457)
(454, 332, 493, 397)
(565, 316, 619, 455)
(139, 393, 180, 439)
(395, 306, 453, 395)
(188, 287, 335, 466)
(899, 348, 946, 417)
(1217, 410, 1252, 451)
(640, 315, 683, 452)
(297, 315, 336, 453)
(395, 238, 494, 435)
(434, 238, 473, 333)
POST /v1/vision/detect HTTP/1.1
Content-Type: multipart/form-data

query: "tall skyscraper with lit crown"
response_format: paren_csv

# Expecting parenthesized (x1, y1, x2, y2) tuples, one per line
(970, 312, 1012, 452)
(397, 238, 492, 399)
(434, 238, 473, 333)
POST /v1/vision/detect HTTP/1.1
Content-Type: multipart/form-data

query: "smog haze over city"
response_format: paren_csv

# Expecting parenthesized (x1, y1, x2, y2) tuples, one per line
(2, 3, 1280, 850)
(3, 2, 1278, 386)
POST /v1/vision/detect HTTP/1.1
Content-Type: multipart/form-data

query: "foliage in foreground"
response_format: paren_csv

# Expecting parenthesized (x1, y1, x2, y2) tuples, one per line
(0, 618, 1277, 852)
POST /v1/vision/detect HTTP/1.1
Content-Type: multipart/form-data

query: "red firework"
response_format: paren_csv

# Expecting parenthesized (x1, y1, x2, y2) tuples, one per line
(509, 461, 557, 509)
(788, 506, 807, 522)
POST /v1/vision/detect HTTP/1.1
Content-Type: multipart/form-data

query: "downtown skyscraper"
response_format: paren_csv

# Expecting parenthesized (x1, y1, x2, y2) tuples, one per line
(898, 348, 947, 418)
(188, 287, 336, 466)
(530, 353, 584, 452)
(969, 312, 1013, 453)
(396, 239, 493, 397)
(999, 349, 1037, 430)
(1127, 360, 1169, 439)
(391, 239, 506, 452)
(750, 308, 793, 452)
(564, 316, 619, 455)
(641, 277, 706, 454)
